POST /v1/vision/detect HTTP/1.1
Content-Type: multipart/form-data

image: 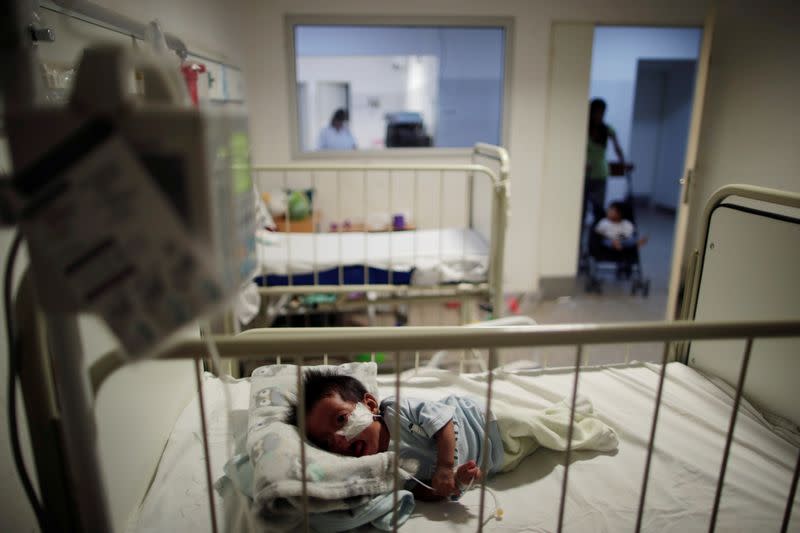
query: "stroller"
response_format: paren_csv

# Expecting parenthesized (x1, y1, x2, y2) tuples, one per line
(581, 163, 650, 297)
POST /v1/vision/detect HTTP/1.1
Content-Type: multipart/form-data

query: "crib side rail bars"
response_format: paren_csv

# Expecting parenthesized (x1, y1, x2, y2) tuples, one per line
(252, 162, 501, 185)
(251, 162, 500, 321)
(678, 184, 800, 358)
(168, 318, 799, 533)
(156, 319, 799, 359)
(250, 143, 510, 320)
(26, 314, 800, 533)
(471, 144, 510, 318)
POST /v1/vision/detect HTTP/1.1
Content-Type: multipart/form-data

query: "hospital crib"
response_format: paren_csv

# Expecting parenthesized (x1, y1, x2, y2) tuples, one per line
(11, 185, 800, 532)
(248, 143, 510, 327)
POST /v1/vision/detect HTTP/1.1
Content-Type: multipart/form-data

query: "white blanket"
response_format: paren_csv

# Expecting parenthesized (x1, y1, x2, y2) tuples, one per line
(246, 363, 401, 530)
(378, 364, 800, 532)
(249, 423, 398, 528)
(130, 363, 800, 532)
(246, 364, 617, 529)
(492, 395, 619, 471)
(255, 228, 489, 284)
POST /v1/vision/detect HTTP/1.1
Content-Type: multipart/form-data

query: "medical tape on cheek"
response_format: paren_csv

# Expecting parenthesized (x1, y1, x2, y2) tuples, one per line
(336, 402, 378, 441)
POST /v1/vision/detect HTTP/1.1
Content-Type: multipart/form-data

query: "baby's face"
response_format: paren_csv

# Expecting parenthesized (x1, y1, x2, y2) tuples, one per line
(305, 393, 383, 458)
(607, 206, 622, 222)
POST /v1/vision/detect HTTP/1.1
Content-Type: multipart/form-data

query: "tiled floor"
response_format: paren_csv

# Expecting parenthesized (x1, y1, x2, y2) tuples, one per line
(520, 208, 675, 365)
(520, 206, 677, 366)
(520, 206, 676, 327)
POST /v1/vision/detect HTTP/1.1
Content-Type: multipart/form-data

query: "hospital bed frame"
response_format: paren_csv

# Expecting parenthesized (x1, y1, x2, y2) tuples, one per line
(249, 143, 511, 325)
(13, 186, 800, 533)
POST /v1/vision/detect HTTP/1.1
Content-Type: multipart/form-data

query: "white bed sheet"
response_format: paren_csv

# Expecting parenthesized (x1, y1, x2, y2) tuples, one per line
(130, 363, 800, 532)
(126, 375, 252, 533)
(378, 363, 800, 532)
(256, 228, 489, 284)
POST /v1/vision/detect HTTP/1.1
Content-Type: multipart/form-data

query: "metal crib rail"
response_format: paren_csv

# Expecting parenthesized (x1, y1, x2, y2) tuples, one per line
(146, 319, 800, 532)
(250, 144, 511, 323)
(681, 184, 800, 350)
(18, 182, 799, 532)
(471, 143, 510, 318)
(39, 316, 799, 533)
(159, 320, 799, 358)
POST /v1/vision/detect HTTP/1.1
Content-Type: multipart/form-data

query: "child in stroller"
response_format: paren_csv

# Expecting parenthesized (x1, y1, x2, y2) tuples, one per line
(585, 201, 650, 296)
(596, 201, 649, 252)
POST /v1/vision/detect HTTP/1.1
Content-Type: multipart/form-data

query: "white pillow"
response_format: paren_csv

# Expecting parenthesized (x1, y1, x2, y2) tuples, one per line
(250, 361, 379, 399)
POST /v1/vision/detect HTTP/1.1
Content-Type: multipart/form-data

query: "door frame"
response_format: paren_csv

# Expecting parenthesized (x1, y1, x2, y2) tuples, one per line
(665, 7, 716, 319)
(540, 17, 713, 308)
(630, 58, 698, 211)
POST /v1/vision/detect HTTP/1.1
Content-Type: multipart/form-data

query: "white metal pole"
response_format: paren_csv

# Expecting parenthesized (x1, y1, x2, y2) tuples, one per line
(46, 313, 113, 532)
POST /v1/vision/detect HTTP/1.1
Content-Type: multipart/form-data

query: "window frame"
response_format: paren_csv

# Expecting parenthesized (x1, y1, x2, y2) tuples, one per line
(285, 14, 514, 159)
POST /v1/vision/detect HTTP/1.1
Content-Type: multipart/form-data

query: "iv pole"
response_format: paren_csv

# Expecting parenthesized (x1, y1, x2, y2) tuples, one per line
(3, 1, 114, 530)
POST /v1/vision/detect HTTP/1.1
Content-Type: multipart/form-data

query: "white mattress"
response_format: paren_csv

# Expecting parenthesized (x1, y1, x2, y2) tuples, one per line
(255, 228, 489, 284)
(130, 363, 800, 532)
(126, 376, 252, 533)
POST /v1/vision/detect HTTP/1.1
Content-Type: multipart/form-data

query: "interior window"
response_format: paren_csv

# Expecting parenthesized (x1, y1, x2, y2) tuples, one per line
(292, 24, 506, 152)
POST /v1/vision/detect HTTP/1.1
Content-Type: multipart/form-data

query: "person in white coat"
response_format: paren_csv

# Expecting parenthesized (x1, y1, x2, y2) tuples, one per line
(318, 108, 357, 150)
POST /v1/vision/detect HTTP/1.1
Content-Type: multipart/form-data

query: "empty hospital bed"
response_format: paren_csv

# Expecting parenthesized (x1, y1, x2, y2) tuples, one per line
(249, 143, 510, 326)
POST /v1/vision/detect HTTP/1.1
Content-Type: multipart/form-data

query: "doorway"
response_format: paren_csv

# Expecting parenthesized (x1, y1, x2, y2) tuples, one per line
(537, 24, 704, 333)
(581, 27, 700, 313)
(629, 59, 697, 211)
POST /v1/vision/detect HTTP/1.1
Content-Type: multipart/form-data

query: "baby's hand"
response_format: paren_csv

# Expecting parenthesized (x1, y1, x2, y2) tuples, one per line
(431, 465, 458, 498)
(456, 460, 483, 486)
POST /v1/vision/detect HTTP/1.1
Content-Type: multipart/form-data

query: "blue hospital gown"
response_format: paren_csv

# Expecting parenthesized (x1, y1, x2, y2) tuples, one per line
(380, 395, 504, 484)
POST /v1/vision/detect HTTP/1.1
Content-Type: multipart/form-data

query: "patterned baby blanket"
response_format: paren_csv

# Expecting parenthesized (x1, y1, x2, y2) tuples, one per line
(246, 363, 409, 530)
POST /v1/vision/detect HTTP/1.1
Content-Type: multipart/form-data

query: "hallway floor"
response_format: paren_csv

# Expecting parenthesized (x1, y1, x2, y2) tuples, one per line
(529, 206, 675, 320)
(520, 205, 677, 365)
(347, 206, 680, 369)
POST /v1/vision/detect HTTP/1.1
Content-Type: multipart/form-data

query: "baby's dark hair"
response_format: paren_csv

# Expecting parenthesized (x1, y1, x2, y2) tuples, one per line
(608, 201, 627, 214)
(285, 369, 368, 426)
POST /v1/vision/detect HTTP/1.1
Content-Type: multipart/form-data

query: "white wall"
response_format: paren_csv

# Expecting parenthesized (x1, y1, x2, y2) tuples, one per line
(84, 0, 245, 63)
(539, 22, 594, 281)
(238, 0, 707, 292)
(407, 55, 440, 139)
(589, 26, 702, 170)
(0, 1, 247, 530)
(686, 0, 800, 254)
(436, 28, 505, 147)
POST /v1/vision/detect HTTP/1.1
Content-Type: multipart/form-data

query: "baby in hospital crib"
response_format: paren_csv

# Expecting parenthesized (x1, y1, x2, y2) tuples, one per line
(288, 370, 618, 501)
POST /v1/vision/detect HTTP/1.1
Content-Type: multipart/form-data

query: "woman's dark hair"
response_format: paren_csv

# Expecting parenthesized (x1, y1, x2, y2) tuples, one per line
(331, 108, 349, 126)
(286, 369, 367, 426)
(588, 98, 609, 146)
(590, 98, 607, 115)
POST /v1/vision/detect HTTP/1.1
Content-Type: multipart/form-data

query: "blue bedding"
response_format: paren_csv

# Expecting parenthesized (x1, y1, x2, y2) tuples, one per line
(255, 265, 413, 287)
